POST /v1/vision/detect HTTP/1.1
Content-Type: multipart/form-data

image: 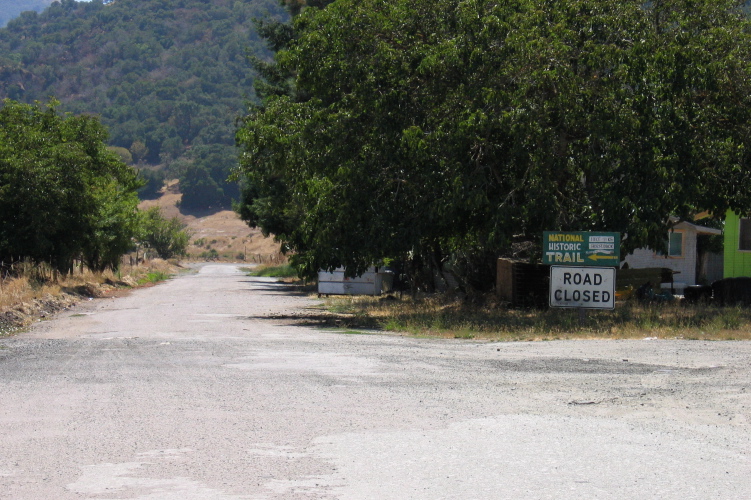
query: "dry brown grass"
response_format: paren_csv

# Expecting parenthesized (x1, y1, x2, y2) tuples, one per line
(0, 275, 60, 311)
(137, 183, 282, 263)
(0, 259, 180, 313)
(0, 259, 184, 337)
(325, 294, 751, 341)
(122, 258, 179, 281)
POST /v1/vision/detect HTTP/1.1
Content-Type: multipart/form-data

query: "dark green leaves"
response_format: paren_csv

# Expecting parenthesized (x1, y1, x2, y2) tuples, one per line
(238, 0, 751, 286)
(0, 99, 141, 272)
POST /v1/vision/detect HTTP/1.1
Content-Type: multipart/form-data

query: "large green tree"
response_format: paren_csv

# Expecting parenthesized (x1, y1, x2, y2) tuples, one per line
(237, 0, 751, 289)
(0, 99, 141, 273)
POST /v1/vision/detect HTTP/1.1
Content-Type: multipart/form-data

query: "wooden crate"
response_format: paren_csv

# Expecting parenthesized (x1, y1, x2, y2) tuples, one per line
(497, 258, 550, 308)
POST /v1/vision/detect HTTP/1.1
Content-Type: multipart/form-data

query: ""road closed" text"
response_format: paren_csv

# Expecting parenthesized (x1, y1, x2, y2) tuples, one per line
(549, 266, 615, 310)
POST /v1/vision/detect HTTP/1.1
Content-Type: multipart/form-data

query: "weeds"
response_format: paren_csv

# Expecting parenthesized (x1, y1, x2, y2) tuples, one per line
(137, 271, 171, 285)
(0, 259, 171, 336)
(0, 275, 58, 311)
(1, 259, 176, 315)
(323, 295, 751, 341)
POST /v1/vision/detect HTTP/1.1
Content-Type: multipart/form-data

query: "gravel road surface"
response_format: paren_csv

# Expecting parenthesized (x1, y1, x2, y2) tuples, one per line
(1, 264, 749, 499)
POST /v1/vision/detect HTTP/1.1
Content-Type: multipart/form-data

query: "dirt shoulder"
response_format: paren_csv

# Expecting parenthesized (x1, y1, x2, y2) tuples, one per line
(0, 262, 181, 337)
(0, 277, 138, 337)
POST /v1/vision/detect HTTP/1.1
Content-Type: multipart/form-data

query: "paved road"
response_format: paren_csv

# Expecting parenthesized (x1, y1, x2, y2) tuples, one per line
(1, 264, 749, 499)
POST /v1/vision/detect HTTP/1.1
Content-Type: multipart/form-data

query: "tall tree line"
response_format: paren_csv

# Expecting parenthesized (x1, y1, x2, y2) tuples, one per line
(236, 0, 751, 291)
(0, 99, 191, 273)
(0, 99, 141, 273)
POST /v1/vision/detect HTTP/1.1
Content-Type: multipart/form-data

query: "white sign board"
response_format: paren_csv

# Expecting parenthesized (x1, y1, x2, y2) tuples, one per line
(549, 266, 615, 310)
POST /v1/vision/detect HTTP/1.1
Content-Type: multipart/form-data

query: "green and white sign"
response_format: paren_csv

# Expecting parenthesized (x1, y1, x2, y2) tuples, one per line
(542, 231, 620, 266)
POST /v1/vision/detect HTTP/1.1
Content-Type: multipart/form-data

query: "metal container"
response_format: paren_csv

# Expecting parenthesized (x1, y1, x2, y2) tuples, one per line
(318, 267, 383, 296)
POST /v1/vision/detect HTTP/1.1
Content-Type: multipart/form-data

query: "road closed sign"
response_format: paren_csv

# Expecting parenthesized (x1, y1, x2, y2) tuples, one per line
(549, 266, 615, 310)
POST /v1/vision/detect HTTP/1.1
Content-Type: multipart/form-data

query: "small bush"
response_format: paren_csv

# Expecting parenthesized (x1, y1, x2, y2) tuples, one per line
(139, 207, 190, 259)
(200, 249, 219, 260)
(138, 271, 171, 285)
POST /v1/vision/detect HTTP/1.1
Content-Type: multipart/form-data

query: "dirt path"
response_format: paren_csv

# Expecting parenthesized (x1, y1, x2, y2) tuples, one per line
(1, 264, 749, 499)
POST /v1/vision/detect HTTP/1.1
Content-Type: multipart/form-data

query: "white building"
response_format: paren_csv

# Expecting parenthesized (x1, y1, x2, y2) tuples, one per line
(622, 221, 722, 290)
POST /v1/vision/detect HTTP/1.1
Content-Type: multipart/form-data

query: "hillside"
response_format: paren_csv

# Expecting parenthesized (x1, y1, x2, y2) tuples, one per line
(0, 0, 287, 208)
(139, 180, 282, 263)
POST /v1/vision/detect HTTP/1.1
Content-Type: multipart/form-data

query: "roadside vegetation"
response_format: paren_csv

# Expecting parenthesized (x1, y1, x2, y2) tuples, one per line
(0, 259, 179, 336)
(136, 270, 173, 285)
(322, 295, 751, 341)
(238, 0, 751, 291)
(0, 99, 191, 273)
(244, 264, 297, 278)
(139, 207, 191, 260)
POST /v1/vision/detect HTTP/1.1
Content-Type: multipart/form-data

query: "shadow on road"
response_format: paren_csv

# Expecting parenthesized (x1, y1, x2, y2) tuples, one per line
(242, 311, 383, 330)
(238, 279, 316, 297)
(238, 277, 382, 330)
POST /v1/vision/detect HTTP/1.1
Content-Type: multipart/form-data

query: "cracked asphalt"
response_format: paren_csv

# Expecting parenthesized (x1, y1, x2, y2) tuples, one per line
(0, 263, 749, 499)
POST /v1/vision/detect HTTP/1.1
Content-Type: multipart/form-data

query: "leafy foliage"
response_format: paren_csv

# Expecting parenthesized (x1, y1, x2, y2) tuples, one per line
(137, 168, 166, 200)
(0, 98, 142, 272)
(237, 0, 751, 290)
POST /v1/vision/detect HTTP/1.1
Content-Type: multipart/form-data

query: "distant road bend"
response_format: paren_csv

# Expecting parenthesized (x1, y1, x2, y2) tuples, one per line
(1, 264, 749, 499)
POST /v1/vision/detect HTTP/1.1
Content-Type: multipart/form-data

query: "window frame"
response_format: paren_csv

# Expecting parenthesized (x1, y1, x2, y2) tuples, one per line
(667, 230, 684, 257)
(656, 230, 685, 258)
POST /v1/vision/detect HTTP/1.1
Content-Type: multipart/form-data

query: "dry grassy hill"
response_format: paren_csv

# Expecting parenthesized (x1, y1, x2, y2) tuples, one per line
(138, 180, 283, 264)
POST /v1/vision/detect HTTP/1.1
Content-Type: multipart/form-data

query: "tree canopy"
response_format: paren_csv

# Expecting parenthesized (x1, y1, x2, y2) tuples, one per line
(0, 99, 142, 272)
(236, 0, 751, 289)
(139, 207, 190, 259)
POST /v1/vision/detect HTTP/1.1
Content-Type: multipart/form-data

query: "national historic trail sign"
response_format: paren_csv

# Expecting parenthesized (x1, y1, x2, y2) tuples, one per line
(544, 231, 620, 311)
(542, 231, 620, 266)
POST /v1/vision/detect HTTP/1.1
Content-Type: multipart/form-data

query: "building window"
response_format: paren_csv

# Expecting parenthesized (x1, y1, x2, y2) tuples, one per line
(667, 231, 683, 257)
(739, 218, 751, 251)
(658, 231, 684, 257)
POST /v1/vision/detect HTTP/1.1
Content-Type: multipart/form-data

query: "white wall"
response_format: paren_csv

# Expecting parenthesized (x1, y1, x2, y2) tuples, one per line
(623, 224, 698, 285)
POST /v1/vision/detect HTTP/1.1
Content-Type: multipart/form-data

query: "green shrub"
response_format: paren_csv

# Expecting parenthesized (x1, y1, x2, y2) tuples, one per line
(200, 248, 219, 260)
(138, 207, 190, 259)
(138, 271, 171, 284)
(248, 264, 297, 278)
